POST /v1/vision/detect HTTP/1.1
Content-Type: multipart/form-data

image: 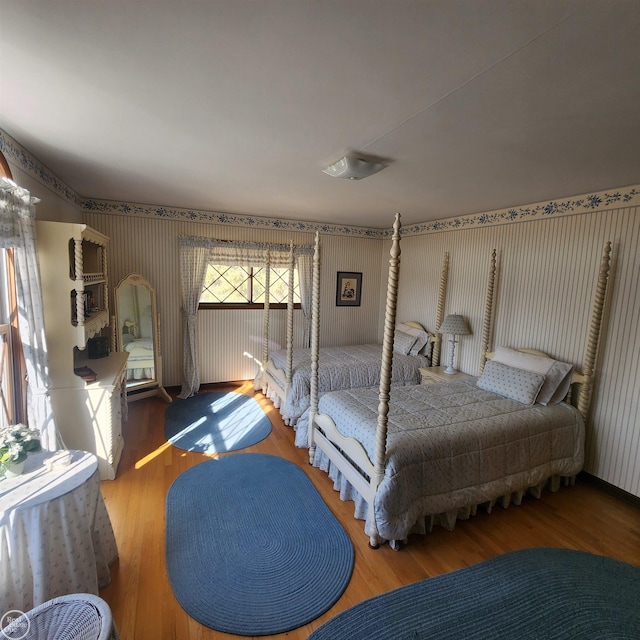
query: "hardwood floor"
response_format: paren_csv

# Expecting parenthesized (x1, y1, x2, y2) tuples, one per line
(99, 382, 640, 639)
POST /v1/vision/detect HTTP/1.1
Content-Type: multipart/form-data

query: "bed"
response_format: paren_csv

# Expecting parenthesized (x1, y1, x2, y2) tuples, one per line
(264, 332, 432, 427)
(306, 214, 612, 549)
(261, 239, 450, 426)
(122, 332, 155, 381)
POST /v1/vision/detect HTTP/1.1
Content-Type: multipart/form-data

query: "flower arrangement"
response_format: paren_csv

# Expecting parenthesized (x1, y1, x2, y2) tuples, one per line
(0, 423, 41, 465)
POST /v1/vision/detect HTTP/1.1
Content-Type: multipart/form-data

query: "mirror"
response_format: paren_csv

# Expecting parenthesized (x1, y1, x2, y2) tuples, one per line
(114, 273, 171, 403)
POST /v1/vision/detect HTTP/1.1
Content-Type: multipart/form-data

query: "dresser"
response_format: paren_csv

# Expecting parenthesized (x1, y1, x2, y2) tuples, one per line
(36, 222, 128, 479)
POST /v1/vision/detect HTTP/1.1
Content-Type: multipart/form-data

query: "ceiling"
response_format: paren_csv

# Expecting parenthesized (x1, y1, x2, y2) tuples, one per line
(1, 1, 639, 229)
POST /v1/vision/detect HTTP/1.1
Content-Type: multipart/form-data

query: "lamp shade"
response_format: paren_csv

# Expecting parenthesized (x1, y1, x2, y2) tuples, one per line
(437, 314, 471, 336)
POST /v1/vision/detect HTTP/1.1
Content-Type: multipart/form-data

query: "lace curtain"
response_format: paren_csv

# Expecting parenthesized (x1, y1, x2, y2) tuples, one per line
(178, 236, 314, 398)
(0, 178, 58, 450)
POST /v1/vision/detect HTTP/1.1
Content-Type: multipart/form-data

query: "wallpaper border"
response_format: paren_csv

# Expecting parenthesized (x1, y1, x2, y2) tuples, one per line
(2, 128, 639, 238)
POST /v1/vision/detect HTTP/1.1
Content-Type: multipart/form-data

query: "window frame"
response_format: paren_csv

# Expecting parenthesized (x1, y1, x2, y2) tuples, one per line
(198, 263, 301, 311)
(0, 153, 26, 425)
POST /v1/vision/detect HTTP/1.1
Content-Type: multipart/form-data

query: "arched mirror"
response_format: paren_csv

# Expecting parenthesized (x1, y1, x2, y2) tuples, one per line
(114, 273, 171, 403)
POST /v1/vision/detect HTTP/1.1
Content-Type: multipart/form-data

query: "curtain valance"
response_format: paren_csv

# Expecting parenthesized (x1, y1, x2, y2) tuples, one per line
(179, 236, 314, 267)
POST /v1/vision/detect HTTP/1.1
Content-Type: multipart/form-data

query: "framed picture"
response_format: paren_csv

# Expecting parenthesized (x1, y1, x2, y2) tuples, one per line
(336, 272, 362, 306)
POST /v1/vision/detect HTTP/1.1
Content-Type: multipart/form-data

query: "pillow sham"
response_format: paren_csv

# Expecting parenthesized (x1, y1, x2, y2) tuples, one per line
(393, 329, 417, 355)
(397, 323, 431, 356)
(476, 360, 545, 406)
(492, 346, 574, 405)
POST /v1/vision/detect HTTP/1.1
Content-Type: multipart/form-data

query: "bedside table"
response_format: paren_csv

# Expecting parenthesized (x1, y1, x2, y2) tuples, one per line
(419, 366, 474, 384)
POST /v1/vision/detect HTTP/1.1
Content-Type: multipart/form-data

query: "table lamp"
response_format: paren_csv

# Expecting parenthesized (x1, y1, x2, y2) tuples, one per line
(437, 314, 471, 374)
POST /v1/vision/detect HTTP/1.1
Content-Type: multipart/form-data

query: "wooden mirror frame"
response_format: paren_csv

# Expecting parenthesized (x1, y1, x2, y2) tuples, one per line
(113, 273, 171, 403)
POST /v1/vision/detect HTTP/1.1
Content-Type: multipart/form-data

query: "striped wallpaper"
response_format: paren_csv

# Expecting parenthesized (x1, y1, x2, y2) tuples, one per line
(395, 206, 639, 497)
(3, 126, 638, 498)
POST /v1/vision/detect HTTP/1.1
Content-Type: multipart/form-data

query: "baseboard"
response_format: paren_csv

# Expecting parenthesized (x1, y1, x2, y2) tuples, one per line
(579, 471, 640, 509)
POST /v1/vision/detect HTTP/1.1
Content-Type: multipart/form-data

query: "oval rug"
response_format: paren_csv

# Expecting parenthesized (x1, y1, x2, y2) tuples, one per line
(165, 453, 354, 636)
(165, 391, 271, 453)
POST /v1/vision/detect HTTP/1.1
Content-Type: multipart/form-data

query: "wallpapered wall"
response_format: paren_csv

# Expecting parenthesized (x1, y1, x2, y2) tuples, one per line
(393, 206, 639, 498)
(2, 127, 638, 498)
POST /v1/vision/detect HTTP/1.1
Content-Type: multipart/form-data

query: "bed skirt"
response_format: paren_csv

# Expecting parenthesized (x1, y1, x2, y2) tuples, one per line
(311, 447, 575, 542)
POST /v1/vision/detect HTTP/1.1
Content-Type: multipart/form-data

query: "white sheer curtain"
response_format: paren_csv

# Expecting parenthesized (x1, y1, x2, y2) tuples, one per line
(178, 236, 314, 398)
(0, 178, 58, 450)
(178, 237, 211, 399)
(296, 252, 313, 347)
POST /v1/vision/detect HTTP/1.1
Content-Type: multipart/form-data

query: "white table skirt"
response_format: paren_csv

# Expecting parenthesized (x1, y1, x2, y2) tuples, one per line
(0, 450, 118, 613)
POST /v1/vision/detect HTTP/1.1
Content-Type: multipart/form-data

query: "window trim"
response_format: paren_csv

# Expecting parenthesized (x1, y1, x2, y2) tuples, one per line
(198, 302, 302, 311)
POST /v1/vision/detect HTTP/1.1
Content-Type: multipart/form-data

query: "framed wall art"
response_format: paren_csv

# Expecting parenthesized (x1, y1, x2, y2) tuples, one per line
(336, 271, 362, 306)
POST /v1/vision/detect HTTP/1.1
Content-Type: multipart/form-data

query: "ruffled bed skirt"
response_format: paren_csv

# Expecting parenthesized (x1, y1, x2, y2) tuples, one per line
(310, 446, 575, 542)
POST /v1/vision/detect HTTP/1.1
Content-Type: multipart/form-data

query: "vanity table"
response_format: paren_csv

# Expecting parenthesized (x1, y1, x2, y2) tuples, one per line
(0, 450, 118, 613)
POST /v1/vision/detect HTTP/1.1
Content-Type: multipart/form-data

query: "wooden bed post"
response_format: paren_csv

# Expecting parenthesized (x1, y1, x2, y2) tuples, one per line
(370, 213, 402, 549)
(432, 251, 449, 367)
(479, 249, 497, 375)
(308, 232, 321, 463)
(577, 241, 612, 421)
(285, 241, 295, 404)
(260, 250, 271, 391)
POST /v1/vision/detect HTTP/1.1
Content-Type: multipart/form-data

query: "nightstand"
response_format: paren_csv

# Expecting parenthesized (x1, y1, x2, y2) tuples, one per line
(419, 366, 474, 384)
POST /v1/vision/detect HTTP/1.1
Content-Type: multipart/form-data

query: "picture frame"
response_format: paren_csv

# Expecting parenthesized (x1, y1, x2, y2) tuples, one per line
(336, 271, 362, 306)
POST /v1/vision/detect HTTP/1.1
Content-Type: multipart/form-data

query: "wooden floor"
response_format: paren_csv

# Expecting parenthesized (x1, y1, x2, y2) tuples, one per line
(99, 382, 640, 639)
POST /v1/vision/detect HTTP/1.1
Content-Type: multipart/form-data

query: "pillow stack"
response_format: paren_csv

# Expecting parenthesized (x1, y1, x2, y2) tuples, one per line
(477, 346, 574, 405)
(393, 323, 431, 357)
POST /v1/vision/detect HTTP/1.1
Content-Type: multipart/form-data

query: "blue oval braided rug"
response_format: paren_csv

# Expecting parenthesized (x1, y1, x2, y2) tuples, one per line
(165, 391, 272, 453)
(308, 547, 640, 640)
(165, 453, 354, 636)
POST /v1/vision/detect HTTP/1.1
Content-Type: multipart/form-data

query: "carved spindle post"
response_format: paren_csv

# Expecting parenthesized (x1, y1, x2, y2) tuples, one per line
(74, 238, 84, 329)
(308, 232, 321, 463)
(432, 251, 449, 366)
(372, 214, 401, 495)
(577, 241, 612, 420)
(479, 249, 497, 374)
(260, 251, 271, 391)
(286, 241, 295, 390)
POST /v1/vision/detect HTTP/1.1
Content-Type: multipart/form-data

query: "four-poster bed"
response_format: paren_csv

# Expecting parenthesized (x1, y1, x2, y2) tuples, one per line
(306, 213, 612, 549)
(261, 236, 450, 427)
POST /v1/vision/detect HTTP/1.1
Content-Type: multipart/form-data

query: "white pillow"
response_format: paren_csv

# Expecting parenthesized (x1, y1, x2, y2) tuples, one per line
(397, 323, 430, 356)
(393, 330, 417, 356)
(492, 346, 574, 405)
(477, 360, 545, 405)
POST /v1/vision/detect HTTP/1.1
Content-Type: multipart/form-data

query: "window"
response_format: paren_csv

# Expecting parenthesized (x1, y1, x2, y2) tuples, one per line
(199, 264, 300, 308)
(0, 153, 24, 426)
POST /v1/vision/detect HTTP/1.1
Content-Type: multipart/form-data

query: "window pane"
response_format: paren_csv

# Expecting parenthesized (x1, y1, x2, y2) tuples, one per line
(200, 263, 300, 305)
(201, 264, 250, 303)
(253, 267, 300, 304)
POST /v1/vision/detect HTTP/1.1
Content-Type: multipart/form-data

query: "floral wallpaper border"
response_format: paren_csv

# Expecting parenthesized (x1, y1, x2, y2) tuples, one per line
(2, 128, 639, 238)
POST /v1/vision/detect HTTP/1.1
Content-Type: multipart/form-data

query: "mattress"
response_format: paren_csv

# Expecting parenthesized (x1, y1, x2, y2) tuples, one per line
(312, 380, 584, 542)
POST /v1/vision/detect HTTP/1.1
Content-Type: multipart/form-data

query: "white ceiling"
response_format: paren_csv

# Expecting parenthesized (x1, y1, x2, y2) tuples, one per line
(1, 1, 639, 229)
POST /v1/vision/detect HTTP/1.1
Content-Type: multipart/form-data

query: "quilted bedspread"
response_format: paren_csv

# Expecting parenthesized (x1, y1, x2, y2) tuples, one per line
(268, 344, 428, 424)
(314, 380, 585, 542)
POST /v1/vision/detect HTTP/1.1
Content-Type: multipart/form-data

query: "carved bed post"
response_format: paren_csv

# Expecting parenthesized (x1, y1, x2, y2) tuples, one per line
(308, 232, 321, 463)
(260, 250, 271, 391)
(479, 249, 497, 375)
(577, 241, 612, 421)
(432, 251, 449, 367)
(285, 241, 295, 401)
(370, 213, 402, 549)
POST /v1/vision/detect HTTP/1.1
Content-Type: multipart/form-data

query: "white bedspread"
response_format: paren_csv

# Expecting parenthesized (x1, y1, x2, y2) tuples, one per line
(268, 344, 429, 424)
(312, 380, 584, 542)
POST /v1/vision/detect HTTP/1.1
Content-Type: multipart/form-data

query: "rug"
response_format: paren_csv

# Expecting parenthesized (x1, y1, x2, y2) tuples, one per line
(165, 453, 354, 636)
(165, 391, 271, 453)
(307, 547, 640, 640)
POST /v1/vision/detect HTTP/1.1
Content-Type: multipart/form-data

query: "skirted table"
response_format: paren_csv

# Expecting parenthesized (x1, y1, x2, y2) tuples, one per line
(0, 450, 118, 614)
